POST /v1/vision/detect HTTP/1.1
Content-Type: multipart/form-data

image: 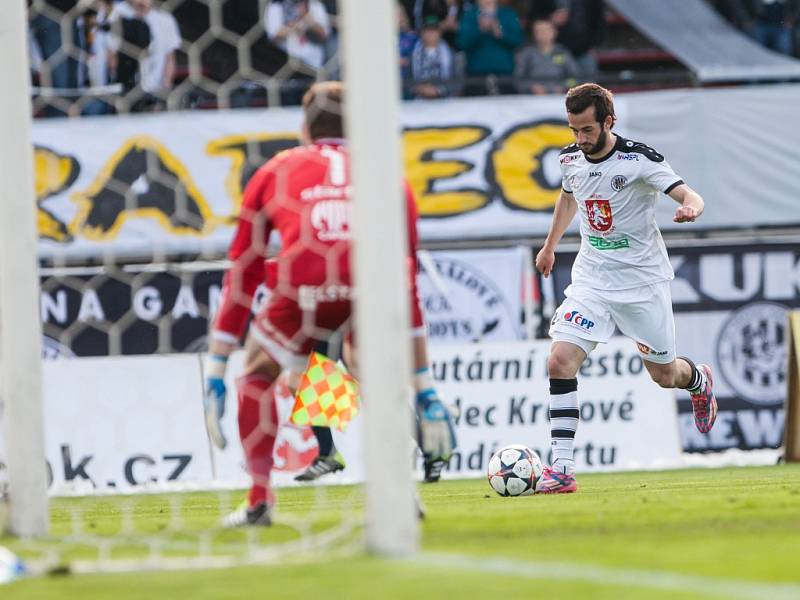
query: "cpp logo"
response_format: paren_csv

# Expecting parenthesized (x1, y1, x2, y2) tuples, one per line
(563, 311, 595, 330)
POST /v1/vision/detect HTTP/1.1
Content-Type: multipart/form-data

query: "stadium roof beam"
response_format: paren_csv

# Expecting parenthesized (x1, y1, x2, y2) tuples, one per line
(607, 0, 800, 83)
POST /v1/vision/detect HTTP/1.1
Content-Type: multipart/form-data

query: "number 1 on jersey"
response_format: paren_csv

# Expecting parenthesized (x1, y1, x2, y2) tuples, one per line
(321, 146, 346, 186)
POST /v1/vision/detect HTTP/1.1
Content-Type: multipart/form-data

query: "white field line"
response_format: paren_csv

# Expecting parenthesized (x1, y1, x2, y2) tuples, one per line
(413, 553, 800, 600)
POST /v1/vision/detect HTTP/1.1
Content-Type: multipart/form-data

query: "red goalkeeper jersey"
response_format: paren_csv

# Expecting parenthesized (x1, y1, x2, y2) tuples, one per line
(212, 138, 423, 343)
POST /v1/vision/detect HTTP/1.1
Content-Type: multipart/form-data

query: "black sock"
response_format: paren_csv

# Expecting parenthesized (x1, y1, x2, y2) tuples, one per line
(549, 378, 579, 471)
(678, 356, 702, 391)
(312, 426, 335, 457)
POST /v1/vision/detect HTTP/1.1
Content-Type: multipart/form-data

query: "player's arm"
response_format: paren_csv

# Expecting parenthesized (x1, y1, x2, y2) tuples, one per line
(204, 168, 273, 449)
(404, 182, 426, 339)
(668, 183, 704, 223)
(535, 189, 577, 278)
(209, 168, 274, 356)
(404, 183, 456, 480)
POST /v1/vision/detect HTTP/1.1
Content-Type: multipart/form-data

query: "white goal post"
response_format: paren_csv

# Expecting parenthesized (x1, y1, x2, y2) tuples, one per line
(2, 0, 415, 553)
(340, 0, 419, 556)
(0, 2, 49, 537)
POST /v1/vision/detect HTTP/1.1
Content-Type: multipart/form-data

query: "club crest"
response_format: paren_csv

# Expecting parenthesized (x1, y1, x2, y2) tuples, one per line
(585, 198, 613, 232)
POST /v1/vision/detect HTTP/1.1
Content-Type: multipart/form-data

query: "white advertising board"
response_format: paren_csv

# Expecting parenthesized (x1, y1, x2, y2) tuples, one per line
(42, 355, 213, 492)
(0, 338, 682, 495)
(431, 338, 682, 476)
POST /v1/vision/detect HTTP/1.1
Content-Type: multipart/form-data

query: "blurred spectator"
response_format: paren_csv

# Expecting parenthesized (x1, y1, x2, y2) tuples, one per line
(409, 15, 455, 98)
(320, 0, 340, 77)
(264, 0, 331, 71)
(110, 0, 181, 110)
(80, 1, 114, 88)
(527, 0, 604, 76)
(28, 0, 81, 91)
(457, 0, 524, 95)
(440, 0, 462, 46)
(515, 18, 578, 94)
(109, 5, 150, 94)
(749, 0, 798, 55)
(75, 0, 116, 115)
(401, 0, 461, 45)
(398, 2, 419, 81)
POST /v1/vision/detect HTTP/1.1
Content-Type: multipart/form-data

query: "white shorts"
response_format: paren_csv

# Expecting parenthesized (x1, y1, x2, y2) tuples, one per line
(548, 281, 676, 364)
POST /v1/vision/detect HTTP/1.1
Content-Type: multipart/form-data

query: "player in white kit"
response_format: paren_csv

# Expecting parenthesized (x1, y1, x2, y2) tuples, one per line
(534, 83, 717, 493)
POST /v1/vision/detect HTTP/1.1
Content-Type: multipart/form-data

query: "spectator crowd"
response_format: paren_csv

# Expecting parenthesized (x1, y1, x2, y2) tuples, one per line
(26, 0, 800, 118)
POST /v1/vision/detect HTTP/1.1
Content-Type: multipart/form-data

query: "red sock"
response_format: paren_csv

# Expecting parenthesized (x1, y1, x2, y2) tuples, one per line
(236, 373, 279, 508)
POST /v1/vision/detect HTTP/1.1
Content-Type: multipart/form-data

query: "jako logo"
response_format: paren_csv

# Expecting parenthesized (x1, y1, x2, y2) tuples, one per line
(563, 311, 595, 329)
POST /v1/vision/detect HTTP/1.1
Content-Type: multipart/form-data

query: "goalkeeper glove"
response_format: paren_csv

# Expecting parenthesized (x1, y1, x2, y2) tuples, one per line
(415, 388, 457, 482)
(204, 354, 228, 450)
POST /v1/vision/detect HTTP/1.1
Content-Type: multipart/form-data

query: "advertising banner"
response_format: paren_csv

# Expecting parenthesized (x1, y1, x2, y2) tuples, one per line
(431, 338, 682, 475)
(42, 355, 214, 491)
(40, 247, 530, 356)
(418, 246, 529, 344)
(2, 338, 680, 494)
(32, 85, 800, 261)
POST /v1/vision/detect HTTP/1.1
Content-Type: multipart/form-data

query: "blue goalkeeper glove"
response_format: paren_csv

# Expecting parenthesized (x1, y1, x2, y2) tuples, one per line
(415, 388, 457, 482)
(204, 354, 228, 450)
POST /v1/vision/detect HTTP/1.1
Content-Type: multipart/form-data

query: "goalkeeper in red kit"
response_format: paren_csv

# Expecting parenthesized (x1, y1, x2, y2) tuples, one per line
(204, 82, 456, 527)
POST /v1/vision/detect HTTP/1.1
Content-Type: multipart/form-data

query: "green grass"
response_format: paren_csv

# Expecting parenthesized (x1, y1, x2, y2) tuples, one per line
(3, 466, 800, 599)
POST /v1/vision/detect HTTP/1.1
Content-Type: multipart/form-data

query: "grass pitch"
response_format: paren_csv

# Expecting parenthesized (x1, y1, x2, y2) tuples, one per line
(2, 465, 800, 600)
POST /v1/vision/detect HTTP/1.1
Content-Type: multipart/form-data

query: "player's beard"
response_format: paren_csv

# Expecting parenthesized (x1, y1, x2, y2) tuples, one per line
(582, 128, 608, 157)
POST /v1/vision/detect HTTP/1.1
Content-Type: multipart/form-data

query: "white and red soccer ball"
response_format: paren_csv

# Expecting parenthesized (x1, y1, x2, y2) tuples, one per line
(487, 444, 544, 497)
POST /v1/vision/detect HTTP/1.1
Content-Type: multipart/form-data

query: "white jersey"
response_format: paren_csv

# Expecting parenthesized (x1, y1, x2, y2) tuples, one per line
(560, 135, 684, 291)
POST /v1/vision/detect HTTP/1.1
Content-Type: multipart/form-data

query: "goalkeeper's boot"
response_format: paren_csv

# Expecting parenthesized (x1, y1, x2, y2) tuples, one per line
(690, 364, 718, 434)
(221, 501, 272, 528)
(535, 466, 578, 494)
(294, 452, 346, 482)
(424, 458, 446, 483)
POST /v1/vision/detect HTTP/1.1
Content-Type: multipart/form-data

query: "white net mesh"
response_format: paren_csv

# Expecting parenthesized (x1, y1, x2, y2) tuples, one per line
(28, 0, 341, 117)
(2, 0, 372, 576)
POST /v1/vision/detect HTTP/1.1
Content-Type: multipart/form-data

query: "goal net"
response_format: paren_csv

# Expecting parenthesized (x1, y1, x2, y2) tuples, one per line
(1, 0, 416, 575)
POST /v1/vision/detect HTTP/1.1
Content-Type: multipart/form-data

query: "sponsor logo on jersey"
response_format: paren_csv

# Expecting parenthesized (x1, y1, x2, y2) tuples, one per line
(617, 153, 639, 161)
(560, 153, 578, 164)
(310, 199, 351, 241)
(589, 171, 602, 178)
(585, 198, 613, 232)
(562, 310, 595, 330)
(636, 342, 668, 357)
(588, 235, 629, 250)
(611, 175, 628, 192)
(716, 302, 788, 405)
(300, 184, 351, 202)
(298, 284, 353, 310)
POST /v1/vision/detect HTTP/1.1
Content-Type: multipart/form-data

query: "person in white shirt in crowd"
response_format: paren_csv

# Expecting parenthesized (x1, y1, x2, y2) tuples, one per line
(264, 0, 331, 71)
(109, 0, 181, 109)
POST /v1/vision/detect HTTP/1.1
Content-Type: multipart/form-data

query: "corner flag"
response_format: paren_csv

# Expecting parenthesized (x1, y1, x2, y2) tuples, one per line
(290, 352, 361, 431)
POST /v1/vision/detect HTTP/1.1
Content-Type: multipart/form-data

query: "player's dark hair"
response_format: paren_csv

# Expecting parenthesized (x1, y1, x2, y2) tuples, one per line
(302, 81, 345, 140)
(565, 83, 616, 128)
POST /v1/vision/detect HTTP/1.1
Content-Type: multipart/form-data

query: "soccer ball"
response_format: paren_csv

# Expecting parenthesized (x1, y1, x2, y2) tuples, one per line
(487, 445, 543, 497)
(0, 547, 24, 585)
